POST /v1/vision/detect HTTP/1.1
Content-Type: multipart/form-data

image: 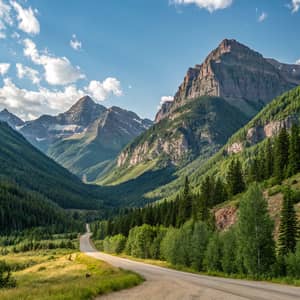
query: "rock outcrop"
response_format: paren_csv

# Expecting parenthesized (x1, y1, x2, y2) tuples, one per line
(227, 115, 298, 154)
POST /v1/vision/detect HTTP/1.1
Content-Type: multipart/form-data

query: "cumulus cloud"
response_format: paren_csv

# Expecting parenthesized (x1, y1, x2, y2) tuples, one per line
(10, 0, 40, 35)
(16, 63, 40, 84)
(0, 77, 123, 120)
(23, 38, 85, 85)
(0, 78, 84, 119)
(0, 63, 10, 75)
(296, 59, 300, 65)
(170, 0, 233, 12)
(157, 95, 174, 109)
(258, 12, 267, 22)
(85, 78, 122, 101)
(70, 34, 82, 51)
(290, 0, 300, 13)
(0, 0, 12, 38)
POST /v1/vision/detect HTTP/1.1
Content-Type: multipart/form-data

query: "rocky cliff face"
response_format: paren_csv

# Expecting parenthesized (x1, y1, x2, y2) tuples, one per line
(227, 115, 298, 154)
(155, 39, 300, 122)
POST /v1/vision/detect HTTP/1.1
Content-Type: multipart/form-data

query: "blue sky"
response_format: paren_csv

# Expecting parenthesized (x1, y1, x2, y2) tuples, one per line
(0, 0, 299, 120)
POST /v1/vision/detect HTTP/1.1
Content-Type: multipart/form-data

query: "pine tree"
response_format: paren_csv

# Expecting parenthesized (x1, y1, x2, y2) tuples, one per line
(278, 187, 298, 256)
(287, 124, 300, 177)
(227, 159, 245, 196)
(264, 138, 274, 179)
(238, 183, 275, 276)
(177, 177, 192, 226)
(274, 127, 289, 183)
(213, 178, 227, 205)
(198, 192, 209, 222)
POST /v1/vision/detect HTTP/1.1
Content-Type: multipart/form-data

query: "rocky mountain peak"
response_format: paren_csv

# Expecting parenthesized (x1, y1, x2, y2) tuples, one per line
(59, 95, 106, 126)
(0, 108, 24, 128)
(155, 39, 300, 122)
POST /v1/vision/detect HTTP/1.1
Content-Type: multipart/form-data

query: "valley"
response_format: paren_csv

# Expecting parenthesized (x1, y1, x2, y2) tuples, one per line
(1, 2, 300, 297)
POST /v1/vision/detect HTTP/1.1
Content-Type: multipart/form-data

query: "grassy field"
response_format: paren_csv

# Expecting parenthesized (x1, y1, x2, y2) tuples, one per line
(0, 249, 143, 300)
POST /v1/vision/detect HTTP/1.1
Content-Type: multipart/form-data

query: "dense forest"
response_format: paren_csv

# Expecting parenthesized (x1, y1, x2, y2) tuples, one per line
(0, 181, 82, 234)
(0, 122, 108, 210)
(92, 125, 300, 279)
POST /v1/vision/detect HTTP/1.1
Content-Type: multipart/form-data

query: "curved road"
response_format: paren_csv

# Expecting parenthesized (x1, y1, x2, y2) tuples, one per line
(80, 232, 300, 300)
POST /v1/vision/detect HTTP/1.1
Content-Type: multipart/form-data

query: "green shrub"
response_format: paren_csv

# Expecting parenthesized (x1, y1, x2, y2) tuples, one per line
(0, 260, 16, 288)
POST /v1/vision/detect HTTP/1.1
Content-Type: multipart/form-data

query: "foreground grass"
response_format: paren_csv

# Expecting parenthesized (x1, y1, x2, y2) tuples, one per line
(0, 250, 143, 300)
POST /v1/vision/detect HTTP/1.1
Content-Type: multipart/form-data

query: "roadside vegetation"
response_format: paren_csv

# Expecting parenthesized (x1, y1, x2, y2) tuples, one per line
(92, 125, 300, 285)
(0, 232, 143, 300)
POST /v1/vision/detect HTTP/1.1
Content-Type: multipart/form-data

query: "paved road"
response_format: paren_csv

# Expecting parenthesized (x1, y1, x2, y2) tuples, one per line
(80, 232, 300, 300)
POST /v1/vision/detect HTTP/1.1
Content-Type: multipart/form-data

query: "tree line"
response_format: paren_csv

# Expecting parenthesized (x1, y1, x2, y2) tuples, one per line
(93, 184, 300, 279)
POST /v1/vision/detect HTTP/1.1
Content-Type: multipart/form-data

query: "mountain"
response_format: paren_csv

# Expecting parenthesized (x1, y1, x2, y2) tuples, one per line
(99, 39, 300, 192)
(152, 85, 300, 202)
(100, 96, 248, 186)
(156, 39, 300, 122)
(48, 106, 153, 182)
(0, 108, 24, 129)
(18, 96, 152, 181)
(0, 121, 108, 211)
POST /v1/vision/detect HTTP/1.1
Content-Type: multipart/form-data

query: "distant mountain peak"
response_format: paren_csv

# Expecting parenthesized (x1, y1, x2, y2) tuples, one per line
(0, 108, 24, 128)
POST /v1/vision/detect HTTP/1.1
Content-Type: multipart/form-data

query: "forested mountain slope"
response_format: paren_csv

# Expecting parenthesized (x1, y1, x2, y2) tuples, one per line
(0, 121, 107, 210)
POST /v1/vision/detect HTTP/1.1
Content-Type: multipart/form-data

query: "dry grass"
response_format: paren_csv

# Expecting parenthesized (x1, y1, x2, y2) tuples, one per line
(0, 250, 143, 300)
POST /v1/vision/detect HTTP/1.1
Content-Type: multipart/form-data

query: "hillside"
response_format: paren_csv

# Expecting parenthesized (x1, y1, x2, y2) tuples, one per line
(149, 85, 300, 201)
(0, 121, 107, 210)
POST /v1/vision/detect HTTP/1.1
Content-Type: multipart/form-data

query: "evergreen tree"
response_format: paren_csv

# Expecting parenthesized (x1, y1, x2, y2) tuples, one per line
(238, 183, 275, 276)
(227, 159, 245, 196)
(274, 127, 289, 183)
(264, 139, 274, 179)
(278, 187, 298, 256)
(212, 178, 227, 205)
(287, 124, 300, 177)
(177, 177, 193, 226)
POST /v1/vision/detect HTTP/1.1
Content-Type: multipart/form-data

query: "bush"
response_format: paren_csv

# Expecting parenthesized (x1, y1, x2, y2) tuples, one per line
(103, 234, 126, 254)
(125, 225, 157, 258)
(0, 260, 16, 288)
(285, 242, 300, 279)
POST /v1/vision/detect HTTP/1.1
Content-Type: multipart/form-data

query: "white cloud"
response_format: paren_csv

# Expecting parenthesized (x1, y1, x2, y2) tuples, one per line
(296, 59, 300, 65)
(0, 78, 85, 120)
(16, 63, 40, 84)
(0, 0, 12, 38)
(291, 0, 300, 13)
(0, 63, 10, 75)
(85, 78, 122, 101)
(170, 0, 233, 12)
(258, 12, 267, 22)
(0, 77, 123, 120)
(10, 1, 40, 35)
(23, 38, 85, 85)
(158, 95, 174, 109)
(70, 34, 82, 51)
